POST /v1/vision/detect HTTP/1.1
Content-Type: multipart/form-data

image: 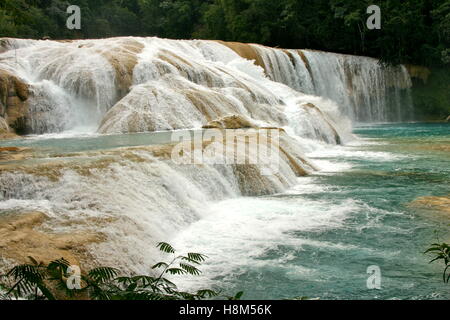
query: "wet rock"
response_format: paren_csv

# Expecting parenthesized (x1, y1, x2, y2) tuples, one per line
(0, 146, 31, 161)
(0, 38, 15, 54)
(232, 164, 280, 196)
(0, 116, 9, 133)
(410, 195, 450, 215)
(202, 114, 257, 129)
(215, 40, 267, 72)
(0, 211, 104, 268)
(0, 115, 19, 139)
(0, 69, 30, 133)
(99, 38, 144, 98)
(300, 103, 342, 145)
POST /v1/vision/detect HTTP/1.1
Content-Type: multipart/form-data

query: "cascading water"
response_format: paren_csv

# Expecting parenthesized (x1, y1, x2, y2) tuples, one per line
(1, 37, 431, 300)
(0, 37, 363, 138)
(0, 38, 123, 133)
(244, 44, 414, 122)
(300, 50, 413, 122)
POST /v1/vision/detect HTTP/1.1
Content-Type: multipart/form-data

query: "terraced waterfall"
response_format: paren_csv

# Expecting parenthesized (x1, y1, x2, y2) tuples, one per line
(2, 37, 447, 299)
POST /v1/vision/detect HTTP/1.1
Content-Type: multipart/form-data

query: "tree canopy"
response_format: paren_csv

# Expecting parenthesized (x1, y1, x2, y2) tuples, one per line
(0, 0, 449, 67)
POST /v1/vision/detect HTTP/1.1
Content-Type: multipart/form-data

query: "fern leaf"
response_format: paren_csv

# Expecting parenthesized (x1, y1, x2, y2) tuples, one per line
(88, 267, 119, 283)
(166, 268, 186, 275)
(157, 242, 175, 254)
(152, 262, 169, 269)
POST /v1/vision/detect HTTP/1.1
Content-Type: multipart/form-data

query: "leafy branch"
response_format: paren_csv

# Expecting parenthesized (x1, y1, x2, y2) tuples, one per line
(425, 242, 450, 283)
(0, 242, 241, 300)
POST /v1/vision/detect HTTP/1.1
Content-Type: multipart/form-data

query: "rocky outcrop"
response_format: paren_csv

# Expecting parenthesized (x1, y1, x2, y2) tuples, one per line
(0, 146, 31, 161)
(0, 38, 17, 54)
(410, 195, 450, 215)
(405, 65, 431, 84)
(98, 38, 144, 98)
(232, 164, 280, 196)
(215, 40, 267, 72)
(0, 116, 9, 133)
(0, 212, 104, 268)
(0, 69, 30, 134)
(0, 38, 34, 54)
(202, 114, 257, 129)
(300, 103, 342, 144)
(0, 116, 18, 139)
(199, 115, 314, 186)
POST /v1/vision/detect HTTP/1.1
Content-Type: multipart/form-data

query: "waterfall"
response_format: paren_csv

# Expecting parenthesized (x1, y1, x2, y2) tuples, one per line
(0, 37, 414, 134)
(0, 37, 354, 140)
(300, 50, 413, 122)
(0, 130, 314, 272)
(0, 36, 415, 272)
(241, 44, 414, 123)
(0, 36, 414, 137)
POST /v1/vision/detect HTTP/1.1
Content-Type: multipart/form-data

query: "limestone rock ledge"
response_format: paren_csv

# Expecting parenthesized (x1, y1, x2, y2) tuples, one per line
(0, 68, 30, 134)
(0, 116, 20, 139)
(410, 195, 450, 215)
(0, 146, 31, 161)
(0, 212, 105, 270)
(202, 114, 258, 129)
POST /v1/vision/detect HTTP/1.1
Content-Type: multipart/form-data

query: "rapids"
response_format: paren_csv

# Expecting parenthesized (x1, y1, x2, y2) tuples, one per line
(1, 37, 444, 300)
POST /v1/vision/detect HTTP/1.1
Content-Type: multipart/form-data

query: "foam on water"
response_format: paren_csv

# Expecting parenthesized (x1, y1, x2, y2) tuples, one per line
(0, 199, 53, 214)
(0, 37, 430, 299)
(1, 37, 358, 147)
(306, 142, 407, 162)
(171, 197, 361, 291)
(285, 177, 329, 194)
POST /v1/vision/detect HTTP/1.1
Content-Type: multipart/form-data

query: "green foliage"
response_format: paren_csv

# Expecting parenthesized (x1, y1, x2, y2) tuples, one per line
(157, 241, 176, 254)
(0, 256, 64, 300)
(0, 9, 18, 37)
(0, 243, 235, 300)
(0, 1, 448, 118)
(227, 291, 243, 300)
(138, 0, 205, 39)
(425, 242, 450, 283)
(412, 67, 450, 120)
(198, 0, 449, 67)
(0, 0, 448, 68)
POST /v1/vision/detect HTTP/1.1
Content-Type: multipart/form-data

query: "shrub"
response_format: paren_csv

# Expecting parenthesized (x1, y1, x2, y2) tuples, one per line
(0, 242, 232, 300)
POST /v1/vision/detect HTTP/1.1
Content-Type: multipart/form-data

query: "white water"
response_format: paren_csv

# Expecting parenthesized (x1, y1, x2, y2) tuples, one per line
(0, 37, 359, 139)
(0, 37, 415, 280)
(172, 194, 361, 290)
(248, 44, 413, 122)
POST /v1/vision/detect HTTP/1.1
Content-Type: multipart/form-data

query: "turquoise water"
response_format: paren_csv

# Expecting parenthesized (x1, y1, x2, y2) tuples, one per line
(1, 123, 448, 299)
(173, 123, 450, 300)
(0, 131, 178, 156)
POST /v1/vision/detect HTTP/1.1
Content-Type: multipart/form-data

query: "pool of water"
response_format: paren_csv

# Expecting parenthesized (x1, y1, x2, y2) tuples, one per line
(172, 122, 450, 300)
(0, 123, 448, 300)
(0, 130, 182, 156)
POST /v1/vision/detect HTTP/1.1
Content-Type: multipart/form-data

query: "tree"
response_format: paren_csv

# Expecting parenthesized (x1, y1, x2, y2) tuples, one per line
(138, 0, 205, 39)
(0, 0, 448, 67)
